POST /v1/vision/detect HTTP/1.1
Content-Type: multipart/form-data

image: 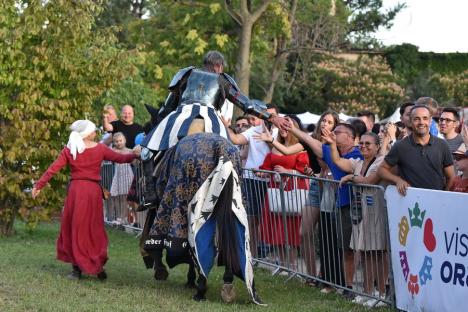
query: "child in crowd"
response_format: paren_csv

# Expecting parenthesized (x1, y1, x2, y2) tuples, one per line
(450, 144, 468, 193)
(109, 132, 134, 224)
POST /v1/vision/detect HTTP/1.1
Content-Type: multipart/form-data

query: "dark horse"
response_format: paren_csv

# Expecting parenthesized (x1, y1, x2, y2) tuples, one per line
(138, 104, 197, 289)
(138, 105, 263, 305)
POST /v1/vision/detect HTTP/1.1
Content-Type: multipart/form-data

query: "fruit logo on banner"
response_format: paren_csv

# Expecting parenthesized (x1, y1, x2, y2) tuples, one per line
(398, 202, 436, 296)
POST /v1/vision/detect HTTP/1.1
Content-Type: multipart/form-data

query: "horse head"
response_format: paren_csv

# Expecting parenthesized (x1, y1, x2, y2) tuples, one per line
(143, 103, 160, 134)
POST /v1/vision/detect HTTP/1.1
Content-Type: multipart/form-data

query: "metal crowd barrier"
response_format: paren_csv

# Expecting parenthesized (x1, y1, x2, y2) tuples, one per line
(100, 162, 394, 307)
(242, 168, 393, 307)
(100, 160, 147, 232)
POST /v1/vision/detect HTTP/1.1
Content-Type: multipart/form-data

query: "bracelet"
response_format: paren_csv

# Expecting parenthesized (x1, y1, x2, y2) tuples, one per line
(270, 138, 274, 144)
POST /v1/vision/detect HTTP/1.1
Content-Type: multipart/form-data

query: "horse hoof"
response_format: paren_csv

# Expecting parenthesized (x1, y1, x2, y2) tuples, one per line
(221, 283, 236, 304)
(154, 267, 169, 281)
(252, 292, 267, 306)
(185, 281, 197, 289)
(192, 294, 206, 302)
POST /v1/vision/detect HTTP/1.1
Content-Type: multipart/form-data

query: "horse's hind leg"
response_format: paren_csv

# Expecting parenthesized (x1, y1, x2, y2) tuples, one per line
(185, 262, 197, 289)
(192, 274, 207, 301)
(220, 267, 236, 303)
(153, 249, 169, 281)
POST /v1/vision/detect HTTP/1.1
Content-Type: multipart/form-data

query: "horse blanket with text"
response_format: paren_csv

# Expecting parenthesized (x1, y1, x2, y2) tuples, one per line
(142, 133, 254, 300)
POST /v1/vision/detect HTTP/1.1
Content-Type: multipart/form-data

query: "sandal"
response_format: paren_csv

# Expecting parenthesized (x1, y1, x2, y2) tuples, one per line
(305, 279, 320, 288)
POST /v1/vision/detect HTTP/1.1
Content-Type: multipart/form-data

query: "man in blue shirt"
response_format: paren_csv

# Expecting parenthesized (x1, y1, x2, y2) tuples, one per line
(289, 121, 362, 294)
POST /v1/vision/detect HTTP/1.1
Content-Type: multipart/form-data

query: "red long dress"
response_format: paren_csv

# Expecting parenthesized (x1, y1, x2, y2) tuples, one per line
(35, 144, 136, 274)
(259, 152, 309, 247)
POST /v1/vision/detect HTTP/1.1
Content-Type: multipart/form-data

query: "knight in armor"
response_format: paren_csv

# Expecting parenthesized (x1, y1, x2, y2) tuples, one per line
(143, 51, 288, 151)
(140, 51, 287, 305)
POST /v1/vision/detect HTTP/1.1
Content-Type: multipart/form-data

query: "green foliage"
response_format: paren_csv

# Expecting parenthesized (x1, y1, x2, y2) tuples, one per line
(406, 70, 468, 106)
(0, 0, 139, 234)
(384, 44, 468, 105)
(126, 2, 236, 71)
(346, 0, 405, 48)
(94, 76, 165, 125)
(279, 53, 405, 117)
(385, 43, 468, 83)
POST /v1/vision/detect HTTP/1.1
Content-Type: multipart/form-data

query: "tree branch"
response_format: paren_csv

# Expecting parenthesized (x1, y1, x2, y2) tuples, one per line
(251, 0, 271, 23)
(224, 0, 242, 25)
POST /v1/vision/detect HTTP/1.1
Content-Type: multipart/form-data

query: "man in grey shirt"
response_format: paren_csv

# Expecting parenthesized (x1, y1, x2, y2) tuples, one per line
(439, 107, 464, 153)
(378, 105, 455, 196)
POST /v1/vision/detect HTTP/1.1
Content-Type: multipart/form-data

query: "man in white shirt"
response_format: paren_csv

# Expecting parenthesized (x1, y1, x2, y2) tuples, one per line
(222, 104, 279, 257)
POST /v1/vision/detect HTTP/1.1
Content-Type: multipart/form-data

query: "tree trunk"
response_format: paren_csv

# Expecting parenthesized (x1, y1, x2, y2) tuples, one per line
(235, 20, 253, 96)
(0, 215, 16, 236)
(0, 199, 18, 236)
(224, 0, 272, 120)
(264, 0, 298, 104)
(263, 46, 288, 104)
(233, 20, 253, 120)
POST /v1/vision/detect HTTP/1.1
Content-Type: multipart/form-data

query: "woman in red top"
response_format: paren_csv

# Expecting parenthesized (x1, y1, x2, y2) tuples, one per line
(258, 116, 309, 268)
(32, 120, 137, 280)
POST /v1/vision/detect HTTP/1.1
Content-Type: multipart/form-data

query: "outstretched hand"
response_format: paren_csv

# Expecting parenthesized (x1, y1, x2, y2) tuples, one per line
(31, 187, 40, 199)
(385, 123, 397, 140)
(220, 116, 231, 129)
(321, 128, 336, 145)
(133, 145, 142, 157)
(253, 123, 273, 142)
(269, 116, 291, 132)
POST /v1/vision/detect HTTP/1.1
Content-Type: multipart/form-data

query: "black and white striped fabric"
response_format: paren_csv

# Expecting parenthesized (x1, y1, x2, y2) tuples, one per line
(143, 103, 228, 151)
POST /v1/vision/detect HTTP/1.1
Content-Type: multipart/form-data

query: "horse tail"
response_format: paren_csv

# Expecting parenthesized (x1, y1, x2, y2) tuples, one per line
(214, 173, 241, 276)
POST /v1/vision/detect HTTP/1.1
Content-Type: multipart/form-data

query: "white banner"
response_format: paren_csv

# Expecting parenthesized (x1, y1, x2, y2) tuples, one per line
(385, 186, 468, 312)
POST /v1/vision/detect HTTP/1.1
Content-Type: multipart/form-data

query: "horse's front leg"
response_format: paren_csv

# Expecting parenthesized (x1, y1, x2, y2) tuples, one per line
(193, 274, 207, 301)
(185, 262, 197, 289)
(153, 249, 169, 280)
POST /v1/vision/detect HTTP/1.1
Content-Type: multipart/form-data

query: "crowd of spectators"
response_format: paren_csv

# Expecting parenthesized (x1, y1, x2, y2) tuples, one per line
(221, 98, 468, 307)
(97, 98, 468, 306)
(100, 104, 144, 226)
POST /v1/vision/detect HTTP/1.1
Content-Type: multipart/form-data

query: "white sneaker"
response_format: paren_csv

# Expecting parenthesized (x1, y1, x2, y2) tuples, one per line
(352, 295, 369, 305)
(364, 295, 387, 307)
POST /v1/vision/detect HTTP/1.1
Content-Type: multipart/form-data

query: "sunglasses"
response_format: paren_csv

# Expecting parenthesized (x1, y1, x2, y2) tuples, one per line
(236, 123, 249, 128)
(358, 141, 375, 147)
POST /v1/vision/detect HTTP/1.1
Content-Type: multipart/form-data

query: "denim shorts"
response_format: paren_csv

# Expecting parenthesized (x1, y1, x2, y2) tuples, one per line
(306, 179, 321, 207)
(242, 178, 268, 217)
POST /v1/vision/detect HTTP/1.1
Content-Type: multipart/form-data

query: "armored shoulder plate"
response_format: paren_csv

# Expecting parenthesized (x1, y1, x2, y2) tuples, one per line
(168, 66, 195, 90)
(221, 73, 239, 91)
(181, 69, 221, 107)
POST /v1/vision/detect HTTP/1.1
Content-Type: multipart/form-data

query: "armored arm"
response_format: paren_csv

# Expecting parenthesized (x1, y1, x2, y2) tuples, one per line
(222, 73, 271, 120)
(156, 66, 195, 123)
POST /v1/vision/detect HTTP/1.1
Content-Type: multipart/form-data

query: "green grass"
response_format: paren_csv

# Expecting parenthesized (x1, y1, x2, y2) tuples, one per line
(0, 222, 395, 312)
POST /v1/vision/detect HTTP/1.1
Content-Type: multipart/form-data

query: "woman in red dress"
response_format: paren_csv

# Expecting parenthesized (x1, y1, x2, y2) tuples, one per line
(32, 120, 137, 280)
(258, 116, 309, 268)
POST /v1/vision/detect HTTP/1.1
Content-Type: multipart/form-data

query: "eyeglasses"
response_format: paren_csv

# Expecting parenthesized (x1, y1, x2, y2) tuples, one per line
(439, 117, 456, 123)
(236, 123, 249, 128)
(358, 141, 375, 147)
(333, 130, 348, 135)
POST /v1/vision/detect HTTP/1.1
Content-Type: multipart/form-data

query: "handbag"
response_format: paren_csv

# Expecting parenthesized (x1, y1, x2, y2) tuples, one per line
(320, 179, 336, 213)
(267, 177, 308, 215)
(350, 157, 377, 225)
